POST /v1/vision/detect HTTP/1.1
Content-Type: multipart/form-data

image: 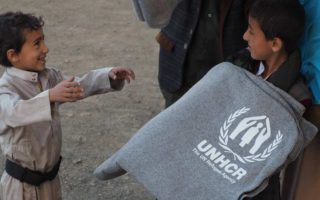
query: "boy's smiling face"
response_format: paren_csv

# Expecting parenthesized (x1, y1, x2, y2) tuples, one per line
(243, 16, 274, 61)
(9, 28, 49, 72)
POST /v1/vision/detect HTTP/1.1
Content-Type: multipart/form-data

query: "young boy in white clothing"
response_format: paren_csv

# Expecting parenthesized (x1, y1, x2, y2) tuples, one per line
(0, 11, 135, 200)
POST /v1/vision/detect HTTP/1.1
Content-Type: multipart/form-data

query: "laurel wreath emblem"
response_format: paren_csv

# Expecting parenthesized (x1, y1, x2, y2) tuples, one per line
(218, 107, 283, 164)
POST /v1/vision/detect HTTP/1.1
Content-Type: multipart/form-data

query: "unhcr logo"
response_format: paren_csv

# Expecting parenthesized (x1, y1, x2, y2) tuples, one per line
(195, 140, 247, 181)
(218, 107, 283, 163)
(193, 107, 283, 183)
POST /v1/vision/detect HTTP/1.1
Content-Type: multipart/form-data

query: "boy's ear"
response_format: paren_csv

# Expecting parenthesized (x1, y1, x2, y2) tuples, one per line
(6, 49, 19, 64)
(271, 37, 284, 53)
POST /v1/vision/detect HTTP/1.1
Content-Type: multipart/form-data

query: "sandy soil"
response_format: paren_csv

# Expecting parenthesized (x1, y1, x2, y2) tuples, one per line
(0, 0, 164, 199)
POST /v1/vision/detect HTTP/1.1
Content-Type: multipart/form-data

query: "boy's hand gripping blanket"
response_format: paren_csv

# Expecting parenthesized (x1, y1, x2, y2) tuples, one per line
(131, 0, 182, 28)
(94, 62, 318, 200)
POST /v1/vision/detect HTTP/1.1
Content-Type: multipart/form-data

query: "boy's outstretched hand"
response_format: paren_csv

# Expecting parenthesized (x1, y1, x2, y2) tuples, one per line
(49, 77, 84, 103)
(108, 67, 135, 83)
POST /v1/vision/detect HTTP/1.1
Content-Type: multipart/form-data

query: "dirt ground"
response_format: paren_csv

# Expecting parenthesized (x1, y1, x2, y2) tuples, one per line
(0, 0, 164, 199)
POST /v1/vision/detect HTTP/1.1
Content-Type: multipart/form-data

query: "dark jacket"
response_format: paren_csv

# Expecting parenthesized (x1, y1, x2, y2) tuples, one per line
(227, 48, 301, 92)
(157, 0, 251, 93)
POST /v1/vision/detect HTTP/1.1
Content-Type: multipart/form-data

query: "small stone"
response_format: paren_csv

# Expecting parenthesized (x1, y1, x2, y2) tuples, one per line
(80, 112, 92, 117)
(89, 181, 96, 186)
(72, 158, 82, 164)
(66, 113, 74, 118)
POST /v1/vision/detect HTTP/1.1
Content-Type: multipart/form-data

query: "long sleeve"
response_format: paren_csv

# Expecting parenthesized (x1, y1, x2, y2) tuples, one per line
(75, 67, 123, 98)
(0, 90, 51, 129)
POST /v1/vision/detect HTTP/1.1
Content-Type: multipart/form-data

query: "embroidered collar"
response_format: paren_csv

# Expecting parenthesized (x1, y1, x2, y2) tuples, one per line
(6, 67, 39, 83)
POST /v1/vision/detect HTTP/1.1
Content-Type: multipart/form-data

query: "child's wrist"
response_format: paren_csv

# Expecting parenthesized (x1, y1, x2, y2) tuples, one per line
(109, 78, 124, 90)
(48, 89, 55, 102)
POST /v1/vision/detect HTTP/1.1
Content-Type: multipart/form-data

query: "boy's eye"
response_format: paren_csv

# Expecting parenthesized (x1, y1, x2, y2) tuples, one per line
(33, 39, 43, 47)
(34, 41, 40, 46)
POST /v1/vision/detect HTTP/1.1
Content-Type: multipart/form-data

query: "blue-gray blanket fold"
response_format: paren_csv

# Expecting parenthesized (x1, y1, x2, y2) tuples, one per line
(95, 62, 317, 200)
(131, 0, 182, 28)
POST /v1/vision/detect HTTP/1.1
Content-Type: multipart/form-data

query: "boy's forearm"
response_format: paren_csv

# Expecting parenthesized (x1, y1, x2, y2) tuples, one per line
(76, 67, 122, 97)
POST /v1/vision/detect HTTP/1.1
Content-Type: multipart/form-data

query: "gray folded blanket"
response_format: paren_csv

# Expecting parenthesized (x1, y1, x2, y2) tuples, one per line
(95, 62, 317, 200)
(131, 0, 182, 28)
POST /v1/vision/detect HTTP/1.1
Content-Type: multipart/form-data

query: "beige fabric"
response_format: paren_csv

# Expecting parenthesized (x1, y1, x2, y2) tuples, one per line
(0, 66, 118, 200)
(0, 172, 62, 200)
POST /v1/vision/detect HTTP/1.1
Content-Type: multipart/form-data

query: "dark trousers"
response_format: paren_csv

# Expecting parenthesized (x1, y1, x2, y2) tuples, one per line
(161, 87, 190, 108)
(245, 174, 281, 200)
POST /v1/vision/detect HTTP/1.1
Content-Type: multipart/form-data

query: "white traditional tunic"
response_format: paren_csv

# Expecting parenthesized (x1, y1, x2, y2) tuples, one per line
(0, 66, 121, 200)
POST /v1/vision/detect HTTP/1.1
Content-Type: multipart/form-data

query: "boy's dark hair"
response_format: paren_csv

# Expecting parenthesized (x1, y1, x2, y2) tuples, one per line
(0, 12, 44, 67)
(249, 0, 305, 54)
